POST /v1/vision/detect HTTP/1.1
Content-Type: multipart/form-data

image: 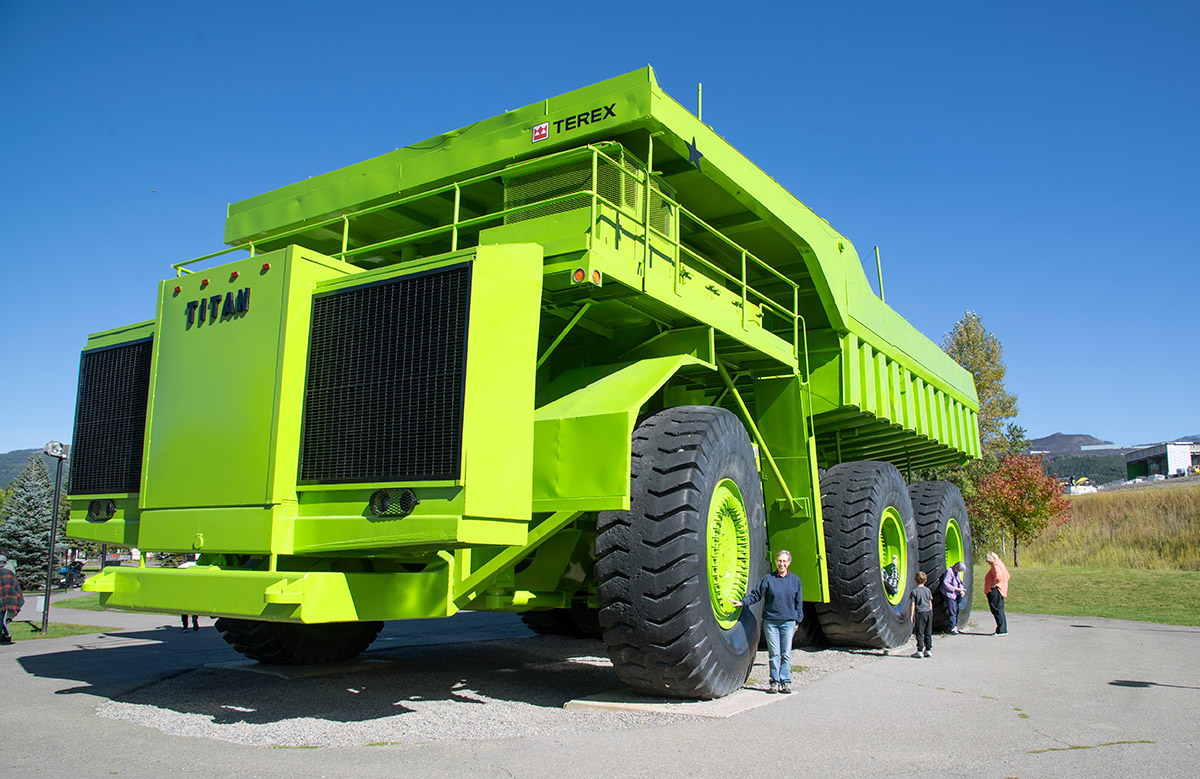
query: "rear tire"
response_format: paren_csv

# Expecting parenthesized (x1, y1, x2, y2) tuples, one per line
(909, 481, 973, 632)
(595, 406, 767, 699)
(214, 618, 383, 665)
(815, 461, 917, 648)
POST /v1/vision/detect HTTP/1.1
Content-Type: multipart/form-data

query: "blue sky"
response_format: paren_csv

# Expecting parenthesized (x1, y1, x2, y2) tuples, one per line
(1, 1, 1196, 453)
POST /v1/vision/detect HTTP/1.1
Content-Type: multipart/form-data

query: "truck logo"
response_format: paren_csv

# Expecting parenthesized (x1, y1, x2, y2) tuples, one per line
(185, 288, 250, 328)
(531, 103, 617, 143)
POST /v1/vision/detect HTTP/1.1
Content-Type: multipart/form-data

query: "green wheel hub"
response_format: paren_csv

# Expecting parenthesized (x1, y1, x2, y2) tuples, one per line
(944, 517, 964, 569)
(878, 506, 908, 606)
(707, 478, 751, 629)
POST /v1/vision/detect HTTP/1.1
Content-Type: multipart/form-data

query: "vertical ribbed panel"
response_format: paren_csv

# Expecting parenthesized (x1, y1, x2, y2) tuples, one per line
(69, 338, 153, 494)
(299, 263, 471, 484)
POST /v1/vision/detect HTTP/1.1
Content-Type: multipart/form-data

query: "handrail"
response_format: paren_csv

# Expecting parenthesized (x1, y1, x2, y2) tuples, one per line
(170, 142, 808, 374)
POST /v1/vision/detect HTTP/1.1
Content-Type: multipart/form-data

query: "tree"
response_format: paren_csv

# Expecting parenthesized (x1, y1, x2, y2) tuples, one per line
(968, 454, 1070, 567)
(942, 311, 1019, 459)
(0, 454, 62, 589)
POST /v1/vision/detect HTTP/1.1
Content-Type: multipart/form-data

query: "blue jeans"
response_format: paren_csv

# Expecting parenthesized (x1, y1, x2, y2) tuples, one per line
(947, 593, 962, 631)
(764, 619, 796, 684)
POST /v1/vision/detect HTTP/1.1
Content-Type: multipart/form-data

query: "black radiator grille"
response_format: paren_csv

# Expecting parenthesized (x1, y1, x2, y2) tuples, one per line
(68, 338, 153, 495)
(299, 263, 471, 483)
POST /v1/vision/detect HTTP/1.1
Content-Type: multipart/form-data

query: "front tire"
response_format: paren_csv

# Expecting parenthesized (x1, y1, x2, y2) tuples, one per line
(214, 618, 383, 665)
(595, 406, 767, 699)
(815, 461, 917, 648)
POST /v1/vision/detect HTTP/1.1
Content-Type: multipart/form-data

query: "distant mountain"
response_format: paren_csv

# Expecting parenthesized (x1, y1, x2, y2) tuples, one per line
(1, 447, 71, 491)
(1027, 432, 1132, 456)
(1174, 434, 1200, 443)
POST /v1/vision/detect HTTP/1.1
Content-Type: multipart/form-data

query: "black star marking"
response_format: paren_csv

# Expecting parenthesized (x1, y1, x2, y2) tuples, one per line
(686, 136, 703, 172)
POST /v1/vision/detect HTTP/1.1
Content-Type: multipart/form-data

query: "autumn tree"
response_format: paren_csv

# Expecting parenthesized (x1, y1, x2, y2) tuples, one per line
(942, 311, 1019, 459)
(968, 454, 1069, 567)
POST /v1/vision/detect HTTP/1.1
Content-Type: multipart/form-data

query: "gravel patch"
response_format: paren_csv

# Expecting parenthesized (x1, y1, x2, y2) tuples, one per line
(97, 633, 902, 748)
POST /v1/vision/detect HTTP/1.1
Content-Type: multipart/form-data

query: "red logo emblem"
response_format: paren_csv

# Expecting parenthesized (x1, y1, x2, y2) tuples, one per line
(532, 121, 549, 143)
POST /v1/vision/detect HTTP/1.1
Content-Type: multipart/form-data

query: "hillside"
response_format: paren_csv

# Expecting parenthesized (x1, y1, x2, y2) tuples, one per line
(1, 447, 71, 490)
(1028, 432, 1131, 456)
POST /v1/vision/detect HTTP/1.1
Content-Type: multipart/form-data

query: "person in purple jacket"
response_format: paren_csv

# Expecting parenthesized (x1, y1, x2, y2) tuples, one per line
(940, 561, 967, 634)
(732, 549, 803, 694)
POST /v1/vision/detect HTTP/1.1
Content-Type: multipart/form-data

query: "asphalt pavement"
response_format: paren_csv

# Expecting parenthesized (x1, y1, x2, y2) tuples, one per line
(1, 603, 1196, 778)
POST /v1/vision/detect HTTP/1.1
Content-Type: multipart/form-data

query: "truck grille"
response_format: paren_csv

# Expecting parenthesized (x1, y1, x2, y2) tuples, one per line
(69, 338, 153, 495)
(299, 263, 471, 484)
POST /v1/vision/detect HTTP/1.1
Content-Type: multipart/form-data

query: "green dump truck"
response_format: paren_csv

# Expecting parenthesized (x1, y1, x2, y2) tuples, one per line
(68, 68, 979, 699)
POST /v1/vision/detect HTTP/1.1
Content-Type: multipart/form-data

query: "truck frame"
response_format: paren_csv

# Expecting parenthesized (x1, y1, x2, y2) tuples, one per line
(68, 68, 979, 698)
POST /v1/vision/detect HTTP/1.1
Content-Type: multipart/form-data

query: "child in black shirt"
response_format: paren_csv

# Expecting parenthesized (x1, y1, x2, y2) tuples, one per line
(910, 571, 933, 658)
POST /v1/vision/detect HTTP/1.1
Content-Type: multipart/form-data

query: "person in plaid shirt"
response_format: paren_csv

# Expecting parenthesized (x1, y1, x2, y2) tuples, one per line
(0, 555, 24, 645)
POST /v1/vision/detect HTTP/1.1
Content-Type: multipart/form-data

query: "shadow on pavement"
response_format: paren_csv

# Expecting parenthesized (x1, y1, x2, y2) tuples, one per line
(1109, 679, 1200, 691)
(16, 614, 634, 726)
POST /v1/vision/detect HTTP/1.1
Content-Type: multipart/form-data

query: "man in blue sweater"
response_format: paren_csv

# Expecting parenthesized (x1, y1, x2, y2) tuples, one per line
(732, 549, 803, 693)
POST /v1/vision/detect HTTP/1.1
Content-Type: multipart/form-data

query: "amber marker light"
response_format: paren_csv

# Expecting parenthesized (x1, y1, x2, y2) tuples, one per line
(592, 270, 602, 284)
(573, 268, 586, 283)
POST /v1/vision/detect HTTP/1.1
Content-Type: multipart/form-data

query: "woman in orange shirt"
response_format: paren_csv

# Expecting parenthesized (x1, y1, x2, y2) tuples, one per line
(983, 552, 1010, 635)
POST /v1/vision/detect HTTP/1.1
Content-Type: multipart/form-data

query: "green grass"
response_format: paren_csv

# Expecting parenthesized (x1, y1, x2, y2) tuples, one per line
(6, 621, 112, 640)
(54, 593, 106, 611)
(971, 565, 1200, 626)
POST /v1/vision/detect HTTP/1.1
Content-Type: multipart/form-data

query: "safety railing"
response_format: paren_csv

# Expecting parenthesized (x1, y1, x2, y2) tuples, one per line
(171, 143, 810, 380)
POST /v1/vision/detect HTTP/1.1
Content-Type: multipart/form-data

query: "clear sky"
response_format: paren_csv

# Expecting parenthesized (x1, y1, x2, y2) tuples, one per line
(1, 1, 1196, 453)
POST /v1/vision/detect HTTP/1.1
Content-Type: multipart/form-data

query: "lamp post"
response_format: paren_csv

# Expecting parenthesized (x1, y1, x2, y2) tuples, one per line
(41, 441, 68, 634)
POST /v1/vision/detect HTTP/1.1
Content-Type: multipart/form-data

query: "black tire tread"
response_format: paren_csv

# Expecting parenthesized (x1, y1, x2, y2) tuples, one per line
(909, 481, 973, 632)
(214, 618, 383, 665)
(814, 461, 917, 649)
(595, 406, 765, 699)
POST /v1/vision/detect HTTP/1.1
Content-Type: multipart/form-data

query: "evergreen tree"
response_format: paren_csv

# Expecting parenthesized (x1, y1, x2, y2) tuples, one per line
(0, 455, 59, 589)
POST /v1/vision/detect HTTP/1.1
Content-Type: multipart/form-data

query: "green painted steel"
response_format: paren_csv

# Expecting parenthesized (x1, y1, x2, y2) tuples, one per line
(68, 68, 979, 634)
(878, 506, 908, 607)
(945, 517, 964, 569)
(707, 479, 750, 630)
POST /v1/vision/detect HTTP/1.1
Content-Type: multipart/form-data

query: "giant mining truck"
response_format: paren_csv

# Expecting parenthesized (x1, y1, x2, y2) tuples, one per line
(68, 68, 980, 699)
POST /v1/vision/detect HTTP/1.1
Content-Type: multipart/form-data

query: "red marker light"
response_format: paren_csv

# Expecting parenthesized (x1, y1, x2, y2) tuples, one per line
(230, 270, 239, 280)
(573, 268, 586, 283)
(173, 286, 182, 294)
(201, 279, 209, 287)
(261, 263, 271, 272)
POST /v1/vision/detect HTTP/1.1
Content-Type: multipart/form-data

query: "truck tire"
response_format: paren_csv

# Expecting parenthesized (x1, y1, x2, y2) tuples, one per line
(792, 602, 828, 648)
(519, 602, 602, 639)
(595, 406, 767, 699)
(519, 609, 577, 636)
(214, 618, 383, 665)
(909, 481, 973, 632)
(815, 461, 917, 648)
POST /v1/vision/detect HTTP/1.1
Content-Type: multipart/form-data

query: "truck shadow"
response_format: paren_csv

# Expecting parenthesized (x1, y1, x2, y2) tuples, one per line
(18, 625, 628, 727)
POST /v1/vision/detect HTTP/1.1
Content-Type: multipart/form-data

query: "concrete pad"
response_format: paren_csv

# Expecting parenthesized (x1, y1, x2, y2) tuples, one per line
(203, 657, 396, 679)
(565, 685, 787, 718)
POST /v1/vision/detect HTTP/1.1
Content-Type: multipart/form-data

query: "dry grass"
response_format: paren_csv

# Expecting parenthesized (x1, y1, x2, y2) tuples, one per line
(1020, 484, 1200, 570)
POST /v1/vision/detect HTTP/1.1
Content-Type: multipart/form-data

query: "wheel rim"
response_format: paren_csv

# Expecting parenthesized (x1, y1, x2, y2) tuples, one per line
(945, 517, 964, 568)
(708, 478, 751, 630)
(878, 506, 907, 606)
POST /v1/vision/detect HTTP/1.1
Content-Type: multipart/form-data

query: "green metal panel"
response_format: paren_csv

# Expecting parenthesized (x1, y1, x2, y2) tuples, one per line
(141, 246, 351, 510)
(532, 354, 715, 511)
(85, 564, 456, 622)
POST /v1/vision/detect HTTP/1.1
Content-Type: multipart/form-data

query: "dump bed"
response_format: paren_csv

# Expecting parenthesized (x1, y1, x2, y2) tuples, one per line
(219, 67, 978, 472)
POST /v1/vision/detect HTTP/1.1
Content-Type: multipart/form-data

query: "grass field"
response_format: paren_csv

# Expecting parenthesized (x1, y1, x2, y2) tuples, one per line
(53, 593, 105, 611)
(1020, 484, 1200, 569)
(6, 621, 111, 641)
(970, 565, 1200, 627)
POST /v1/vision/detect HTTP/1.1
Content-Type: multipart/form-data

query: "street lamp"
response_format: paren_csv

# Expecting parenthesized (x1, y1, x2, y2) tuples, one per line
(41, 441, 68, 635)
